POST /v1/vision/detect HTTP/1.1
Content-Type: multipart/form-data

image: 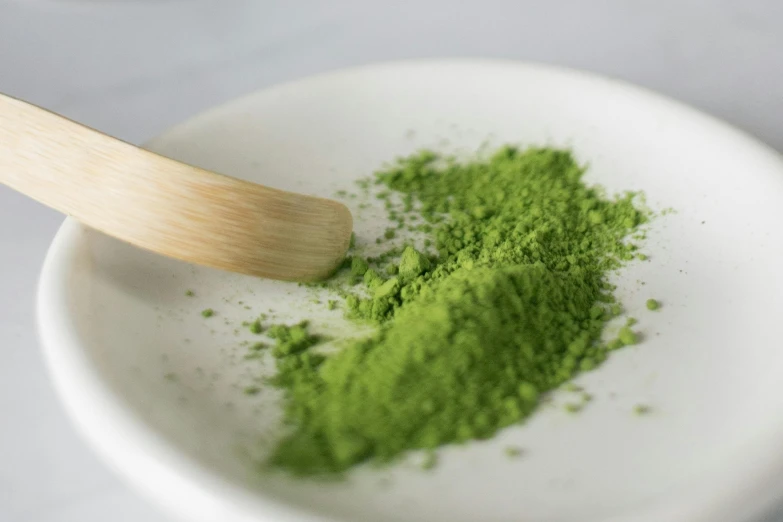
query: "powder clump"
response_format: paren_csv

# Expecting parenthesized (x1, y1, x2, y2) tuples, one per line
(398, 246, 431, 281)
(268, 146, 650, 476)
(267, 322, 321, 358)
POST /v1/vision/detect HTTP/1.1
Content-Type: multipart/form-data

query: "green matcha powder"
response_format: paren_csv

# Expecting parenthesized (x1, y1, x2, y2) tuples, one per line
(260, 146, 650, 476)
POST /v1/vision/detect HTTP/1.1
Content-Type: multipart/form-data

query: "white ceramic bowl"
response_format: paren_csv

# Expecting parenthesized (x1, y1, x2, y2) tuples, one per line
(39, 60, 783, 522)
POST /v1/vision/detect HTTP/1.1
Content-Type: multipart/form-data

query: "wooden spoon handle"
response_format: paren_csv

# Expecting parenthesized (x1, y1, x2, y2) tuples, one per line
(0, 93, 200, 222)
(0, 93, 353, 281)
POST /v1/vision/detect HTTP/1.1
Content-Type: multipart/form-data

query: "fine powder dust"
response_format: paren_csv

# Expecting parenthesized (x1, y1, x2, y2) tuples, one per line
(259, 146, 651, 476)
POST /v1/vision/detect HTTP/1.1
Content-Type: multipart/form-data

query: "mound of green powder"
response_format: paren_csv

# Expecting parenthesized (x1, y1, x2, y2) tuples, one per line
(267, 146, 649, 476)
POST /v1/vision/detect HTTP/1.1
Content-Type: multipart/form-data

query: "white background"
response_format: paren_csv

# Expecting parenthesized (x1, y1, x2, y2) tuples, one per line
(0, 1, 781, 521)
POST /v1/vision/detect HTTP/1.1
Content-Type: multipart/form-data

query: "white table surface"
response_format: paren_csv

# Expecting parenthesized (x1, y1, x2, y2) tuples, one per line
(1, 1, 781, 521)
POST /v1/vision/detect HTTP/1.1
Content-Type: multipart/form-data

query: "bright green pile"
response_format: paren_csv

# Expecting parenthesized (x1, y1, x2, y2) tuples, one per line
(266, 146, 648, 476)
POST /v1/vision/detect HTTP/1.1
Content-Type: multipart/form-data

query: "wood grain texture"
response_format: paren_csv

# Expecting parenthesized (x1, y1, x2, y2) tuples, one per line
(0, 93, 353, 281)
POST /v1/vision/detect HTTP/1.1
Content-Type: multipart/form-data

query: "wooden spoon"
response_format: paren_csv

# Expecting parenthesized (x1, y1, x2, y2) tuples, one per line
(0, 93, 353, 282)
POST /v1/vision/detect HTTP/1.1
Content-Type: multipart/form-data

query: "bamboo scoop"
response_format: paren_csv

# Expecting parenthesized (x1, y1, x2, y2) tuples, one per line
(0, 93, 353, 282)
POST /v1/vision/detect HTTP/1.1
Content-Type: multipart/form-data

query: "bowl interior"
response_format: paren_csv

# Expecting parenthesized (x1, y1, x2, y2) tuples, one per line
(40, 61, 783, 522)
